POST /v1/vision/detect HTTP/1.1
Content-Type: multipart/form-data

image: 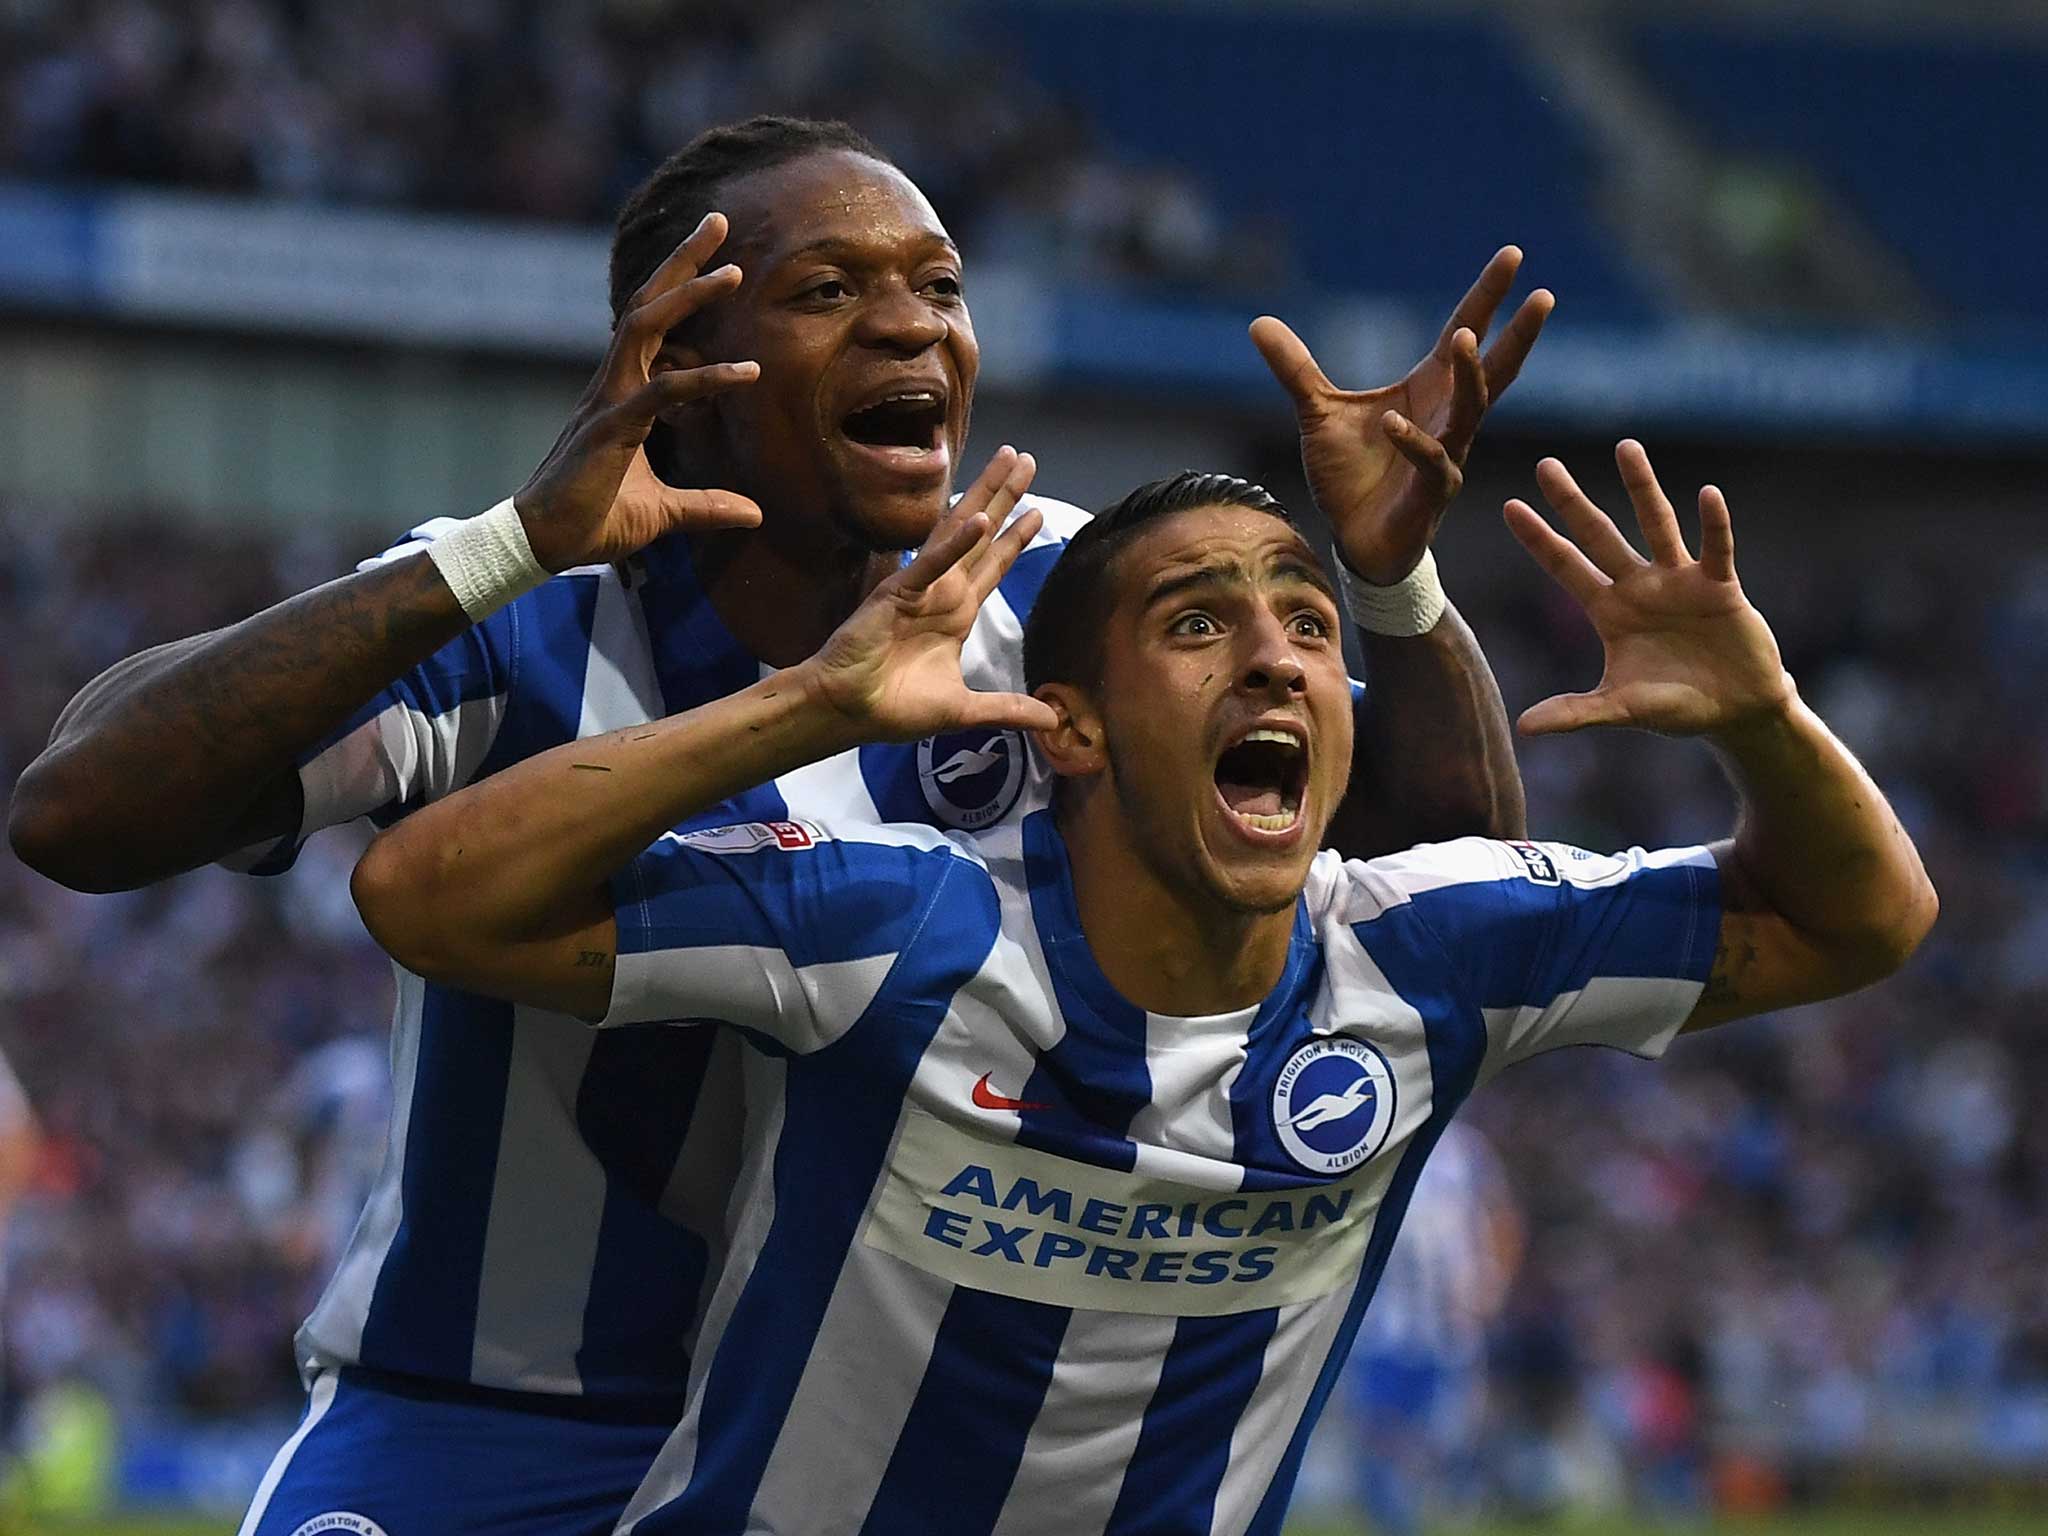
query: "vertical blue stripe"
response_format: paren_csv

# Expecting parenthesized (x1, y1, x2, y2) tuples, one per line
(1245, 911, 1487, 1536)
(634, 864, 1003, 1535)
(1104, 1309, 1280, 1536)
(1228, 902, 1330, 1193)
(1015, 812, 1151, 1170)
(857, 1292, 1072, 1536)
(637, 533, 789, 833)
(357, 987, 518, 1378)
(358, 577, 597, 1380)
(573, 1027, 717, 1394)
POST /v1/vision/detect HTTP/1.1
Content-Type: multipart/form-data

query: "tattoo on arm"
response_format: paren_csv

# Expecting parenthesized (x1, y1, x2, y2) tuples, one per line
(574, 950, 610, 968)
(19, 551, 472, 887)
(1700, 930, 1760, 1011)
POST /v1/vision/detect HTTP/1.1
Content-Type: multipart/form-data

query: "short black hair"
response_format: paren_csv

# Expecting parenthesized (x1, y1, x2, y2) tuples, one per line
(609, 115, 890, 320)
(1022, 472, 1296, 695)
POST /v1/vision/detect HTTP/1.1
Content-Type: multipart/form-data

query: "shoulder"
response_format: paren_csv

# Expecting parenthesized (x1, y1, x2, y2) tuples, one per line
(1305, 838, 1527, 928)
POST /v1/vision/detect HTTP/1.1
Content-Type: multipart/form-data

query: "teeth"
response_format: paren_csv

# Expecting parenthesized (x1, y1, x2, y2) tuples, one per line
(1241, 810, 1299, 832)
(1242, 729, 1301, 751)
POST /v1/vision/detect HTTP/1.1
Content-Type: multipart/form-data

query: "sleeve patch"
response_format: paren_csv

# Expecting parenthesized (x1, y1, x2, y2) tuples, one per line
(672, 819, 824, 856)
(1504, 840, 1560, 886)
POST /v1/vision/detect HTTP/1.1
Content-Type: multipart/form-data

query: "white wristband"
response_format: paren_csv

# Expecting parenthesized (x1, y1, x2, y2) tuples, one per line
(426, 498, 552, 622)
(1336, 547, 1447, 637)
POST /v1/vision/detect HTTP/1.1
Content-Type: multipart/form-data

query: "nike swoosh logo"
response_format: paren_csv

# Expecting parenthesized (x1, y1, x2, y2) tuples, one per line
(971, 1072, 1051, 1113)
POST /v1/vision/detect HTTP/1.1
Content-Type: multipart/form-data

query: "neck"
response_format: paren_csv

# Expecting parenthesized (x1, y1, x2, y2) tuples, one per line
(1059, 788, 1297, 1017)
(689, 523, 902, 668)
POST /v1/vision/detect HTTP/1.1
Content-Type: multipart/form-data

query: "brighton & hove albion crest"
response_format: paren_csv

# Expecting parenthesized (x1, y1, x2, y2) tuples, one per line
(291, 1516, 390, 1536)
(1272, 1038, 1397, 1175)
(917, 729, 1027, 830)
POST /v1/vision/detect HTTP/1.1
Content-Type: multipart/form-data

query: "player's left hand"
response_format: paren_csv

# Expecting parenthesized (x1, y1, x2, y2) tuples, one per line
(806, 448, 1061, 744)
(1505, 441, 1793, 738)
(1252, 247, 1553, 585)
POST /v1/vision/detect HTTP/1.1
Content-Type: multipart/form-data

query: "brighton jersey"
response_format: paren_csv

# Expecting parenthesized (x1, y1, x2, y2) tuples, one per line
(244, 495, 1091, 1400)
(602, 814, 1721, 1535)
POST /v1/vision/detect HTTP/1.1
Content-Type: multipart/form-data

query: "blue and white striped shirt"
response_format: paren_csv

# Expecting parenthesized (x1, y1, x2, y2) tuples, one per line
(601, 813, 1721, 1535)
(257, 495, 1091, 1400)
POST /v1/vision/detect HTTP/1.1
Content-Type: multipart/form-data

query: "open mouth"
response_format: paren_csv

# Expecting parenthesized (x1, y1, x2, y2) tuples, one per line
(839, 390, 948, 457)
(1213, 726, 1309, 837)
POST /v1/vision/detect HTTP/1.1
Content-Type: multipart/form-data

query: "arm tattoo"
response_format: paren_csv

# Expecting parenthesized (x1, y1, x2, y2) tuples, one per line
(18, 551, 472, 887)
(574, 950, 611, 968)
(1701, 931, 1760, 1010)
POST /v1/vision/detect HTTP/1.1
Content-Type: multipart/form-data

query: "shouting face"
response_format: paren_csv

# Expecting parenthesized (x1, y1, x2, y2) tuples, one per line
(1054, 504, 1356, 916)
(662, 149, 979, 555)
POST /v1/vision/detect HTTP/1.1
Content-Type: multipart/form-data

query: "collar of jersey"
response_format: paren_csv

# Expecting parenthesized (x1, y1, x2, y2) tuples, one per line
(1020, 810, 1319, 1037)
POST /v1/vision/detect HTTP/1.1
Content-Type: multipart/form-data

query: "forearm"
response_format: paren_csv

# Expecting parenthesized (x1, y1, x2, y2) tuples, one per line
(1715, 693, 1936, 970)
(10, 552, 472, 891)
(1328, 604, 1526, 857)
(353, 665, 859, 964)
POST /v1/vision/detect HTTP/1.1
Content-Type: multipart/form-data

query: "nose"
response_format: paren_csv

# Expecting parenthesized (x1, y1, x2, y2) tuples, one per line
(855, 280, 948, 355)
(1239, 611, 1307, 700)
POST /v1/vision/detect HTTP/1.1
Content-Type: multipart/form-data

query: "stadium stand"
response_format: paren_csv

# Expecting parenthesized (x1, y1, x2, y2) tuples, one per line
(970, 1, 1654, 318)
(1635, 22, 2048, 326)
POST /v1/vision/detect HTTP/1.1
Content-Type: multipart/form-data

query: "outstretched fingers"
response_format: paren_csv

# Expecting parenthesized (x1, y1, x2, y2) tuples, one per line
(1504, 497, 1608, 606)
(1385, 411, 1464, 504)
(898, 511, 991, 597)
(1437, 246, 1522, 358)
(972, 506, 1045, 603)
(955, 688, 1060, 735)
(1517, 689, 1627, 738)
(1250, 316, 1336, 410)
(1615, 440, 1688, 566)
(1480, 288, 1554, 400)
(1438, 327, 1488, 461)
(656, 485, 763, 532)
(1698, 484, 1737, 581)
(1534, 457, 1644, 580)
(628, 212, 732, 312)
(624, 263, 745, 380)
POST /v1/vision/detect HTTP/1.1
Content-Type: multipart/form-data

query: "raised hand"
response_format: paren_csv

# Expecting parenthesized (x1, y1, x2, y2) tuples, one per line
(1505, 441, 1794, 738)
(806, 448, 1061, 743)
(513, 212, 764, 571)
(1251, 247, 1553, 584)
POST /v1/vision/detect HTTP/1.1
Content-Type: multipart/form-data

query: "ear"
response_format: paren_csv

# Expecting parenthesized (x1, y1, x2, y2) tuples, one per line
(649, 339, 716, 429)
(1031, 684, 1107, 780)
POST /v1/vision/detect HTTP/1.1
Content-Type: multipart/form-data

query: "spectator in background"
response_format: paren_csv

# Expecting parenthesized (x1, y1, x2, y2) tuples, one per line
(0, 0, 1274, 293)
(1343, 1121, 1522, 1534)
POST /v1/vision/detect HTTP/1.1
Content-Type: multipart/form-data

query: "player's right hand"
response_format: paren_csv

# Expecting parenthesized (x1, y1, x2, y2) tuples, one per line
(805, 448, 1060, 744)
(512, 212, 763, 573)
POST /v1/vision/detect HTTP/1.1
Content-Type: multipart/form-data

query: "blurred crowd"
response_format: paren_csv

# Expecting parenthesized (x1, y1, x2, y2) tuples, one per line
(0, 0, 1264, 291)
(0, 496, 2042, 1523)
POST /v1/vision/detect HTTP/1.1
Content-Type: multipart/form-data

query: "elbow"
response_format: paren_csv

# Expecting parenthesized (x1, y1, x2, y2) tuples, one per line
(1889, 867, 1940, 969)
(1838, 868, 1940, 991)
(7, 760, 127, 893)
(351, 837, 454, 980)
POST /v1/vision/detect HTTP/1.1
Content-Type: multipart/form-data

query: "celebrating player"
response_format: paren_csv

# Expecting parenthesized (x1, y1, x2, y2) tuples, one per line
(12, 117, 1545, 1533)
(350, 441, 1935, 1535)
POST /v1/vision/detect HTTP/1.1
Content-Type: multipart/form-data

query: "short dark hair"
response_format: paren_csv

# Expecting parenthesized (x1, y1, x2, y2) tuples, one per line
(1022, 472, 1296, 695)
(609, 116, 890, 320)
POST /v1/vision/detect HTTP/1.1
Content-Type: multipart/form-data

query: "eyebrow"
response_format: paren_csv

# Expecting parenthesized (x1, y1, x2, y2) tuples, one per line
(776, 233, 960, 267)
(1143, 554, 1336, 607)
